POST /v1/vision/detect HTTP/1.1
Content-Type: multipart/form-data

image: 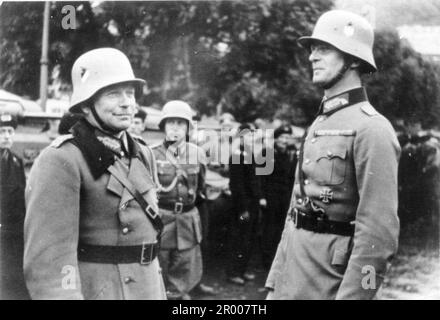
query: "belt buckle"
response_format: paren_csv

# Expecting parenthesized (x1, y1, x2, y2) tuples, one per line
(174, 202, 183, 214)
(145, 205, 158, 219)
(140, 242, 154, 265)
(292, 208, 299, 226)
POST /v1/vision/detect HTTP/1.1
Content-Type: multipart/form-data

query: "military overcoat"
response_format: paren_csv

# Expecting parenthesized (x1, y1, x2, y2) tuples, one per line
(24, 120, 166, 300)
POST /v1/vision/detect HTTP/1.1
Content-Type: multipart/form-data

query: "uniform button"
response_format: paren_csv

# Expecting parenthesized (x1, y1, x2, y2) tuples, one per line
(120, 151, 125, 157)
(305, 159, 311, 165)
(124, 277, 133, 284)
(297, 198, 303, 204)
(122, 227, 129, 234)
(327, 150, 333, 157)
(311, 138, 317, 143)
(304, 179, 310, 185)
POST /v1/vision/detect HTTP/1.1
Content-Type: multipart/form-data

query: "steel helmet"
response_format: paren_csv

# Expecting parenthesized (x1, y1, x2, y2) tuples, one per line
(69, 48, 145, 113)
(298, 10, 377, 73)
(159, 100, 194, 131)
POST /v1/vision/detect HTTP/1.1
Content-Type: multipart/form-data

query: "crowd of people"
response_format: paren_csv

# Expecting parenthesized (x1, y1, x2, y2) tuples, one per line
(0, 9, 437, 300)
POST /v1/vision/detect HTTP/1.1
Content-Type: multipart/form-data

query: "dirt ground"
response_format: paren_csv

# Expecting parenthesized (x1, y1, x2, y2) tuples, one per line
(191, 249, 269, 300)
(381, 245, 440, 300)
(192, 241, 440, 300)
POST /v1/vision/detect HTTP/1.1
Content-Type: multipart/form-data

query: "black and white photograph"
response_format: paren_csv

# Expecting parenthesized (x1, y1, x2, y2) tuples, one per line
(0, 0, 439, 302)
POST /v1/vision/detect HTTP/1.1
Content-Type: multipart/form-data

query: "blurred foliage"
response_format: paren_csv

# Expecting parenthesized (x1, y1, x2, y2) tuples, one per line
(366, 30, 440, 129)
(1, 0, 439, 128)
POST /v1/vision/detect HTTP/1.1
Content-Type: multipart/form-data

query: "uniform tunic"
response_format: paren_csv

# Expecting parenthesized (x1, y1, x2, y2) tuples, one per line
(152, 141, 206, 295)
(227, 145, 263, 277)
(24, 119, 166, 300)
(0, 148, 29, 299)
(260, 147, 297, 270)
(266, 87, 401, 300)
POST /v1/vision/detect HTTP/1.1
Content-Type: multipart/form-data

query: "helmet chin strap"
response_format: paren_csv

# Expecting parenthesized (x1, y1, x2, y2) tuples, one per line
(321, 57, 353, 90)
(90, 105, 121, 135)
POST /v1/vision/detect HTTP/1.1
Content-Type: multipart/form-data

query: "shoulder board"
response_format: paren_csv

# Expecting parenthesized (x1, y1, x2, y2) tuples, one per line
(188, 142, 208, 156)
(188, 142, 206, 154)
(187, 142, 199, 149)
(314, 129, 356, 137)
(361, 104, 378, 116)
(149, 142, 162, 149)
(132, 135, 147, 146)
(50, 134, 74, 148)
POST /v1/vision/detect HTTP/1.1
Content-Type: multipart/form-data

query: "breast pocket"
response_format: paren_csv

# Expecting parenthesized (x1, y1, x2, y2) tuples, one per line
(186, 165, 200, 188)
(157, 162, 175, 175)
(314, 145, 347, 185)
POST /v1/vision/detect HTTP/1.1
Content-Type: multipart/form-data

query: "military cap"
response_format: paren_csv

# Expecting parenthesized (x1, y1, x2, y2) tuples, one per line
(0, 114, 18, 129)
(274, 125, 293, 139)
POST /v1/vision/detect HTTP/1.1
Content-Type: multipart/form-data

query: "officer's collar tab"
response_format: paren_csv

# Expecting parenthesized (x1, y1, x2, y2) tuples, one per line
(321, 87, 368, 115)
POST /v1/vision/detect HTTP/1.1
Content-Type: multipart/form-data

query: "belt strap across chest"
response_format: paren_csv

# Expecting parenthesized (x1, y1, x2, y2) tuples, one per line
(108, 161, 163, 238)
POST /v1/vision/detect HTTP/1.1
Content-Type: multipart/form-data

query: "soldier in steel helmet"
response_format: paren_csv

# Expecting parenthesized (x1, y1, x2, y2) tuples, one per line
(24, 48, 166, 300)
(151, 100, 216, 300)
(265, 10, 400, 299)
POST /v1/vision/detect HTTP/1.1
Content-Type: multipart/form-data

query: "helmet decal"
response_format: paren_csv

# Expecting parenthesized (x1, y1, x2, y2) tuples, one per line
(344, 23, 355, 37)
(80, 67, 89, 82)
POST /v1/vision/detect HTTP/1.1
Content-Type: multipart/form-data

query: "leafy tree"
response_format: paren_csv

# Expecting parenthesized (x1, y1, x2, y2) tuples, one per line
(1, 1, 439, 129)
(366, 29, 440, 129)
(0, 1, 102, 99)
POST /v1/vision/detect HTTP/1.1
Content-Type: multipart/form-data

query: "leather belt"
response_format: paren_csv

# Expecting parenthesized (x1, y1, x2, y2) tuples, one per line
(78, 242, 159, 265)
(160, 201, 195, 214)
(291, 208, 355, 237)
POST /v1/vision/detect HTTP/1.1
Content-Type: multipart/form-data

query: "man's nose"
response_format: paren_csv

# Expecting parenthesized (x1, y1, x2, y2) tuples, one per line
(120, 92, 135, 107)
(309, 49, 319, 62)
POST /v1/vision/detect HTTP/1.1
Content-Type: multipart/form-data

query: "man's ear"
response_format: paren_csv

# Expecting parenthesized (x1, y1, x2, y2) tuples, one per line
(350, 59, 361, 70)
(80, 104, 91, 115)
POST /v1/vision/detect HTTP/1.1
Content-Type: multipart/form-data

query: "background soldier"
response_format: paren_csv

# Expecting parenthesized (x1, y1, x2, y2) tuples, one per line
(266, 10, 401, 299)
(226, 123, 266, 285)
(128, 108, 147, 137)
(260, 125, 297, 271)
(24, 48, 166, 300)
(152, 100, 215, 300)
(0, 114, 29, 300)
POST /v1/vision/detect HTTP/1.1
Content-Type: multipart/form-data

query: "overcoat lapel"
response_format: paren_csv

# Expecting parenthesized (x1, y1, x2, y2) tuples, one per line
(106, 156, 155, 204)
